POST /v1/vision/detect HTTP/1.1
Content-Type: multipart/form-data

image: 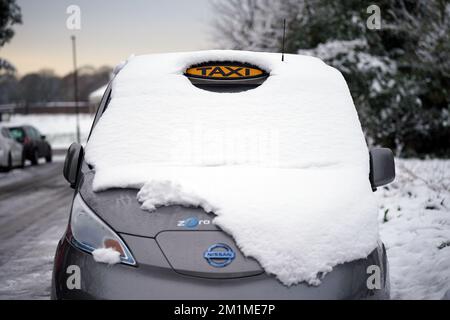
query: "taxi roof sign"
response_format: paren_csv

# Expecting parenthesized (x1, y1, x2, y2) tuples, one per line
(185, 62, 268, 86)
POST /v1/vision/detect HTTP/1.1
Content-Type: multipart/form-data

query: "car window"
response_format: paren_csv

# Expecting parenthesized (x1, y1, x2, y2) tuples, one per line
(27, 127, 37, 139)
(1, 128, 11, 138)
(9, 127, 25, 141)
(34, 128, 42, 138)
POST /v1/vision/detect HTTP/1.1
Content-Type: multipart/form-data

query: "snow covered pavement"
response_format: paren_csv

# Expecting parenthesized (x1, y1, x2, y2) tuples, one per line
(377, 159, 450, 299)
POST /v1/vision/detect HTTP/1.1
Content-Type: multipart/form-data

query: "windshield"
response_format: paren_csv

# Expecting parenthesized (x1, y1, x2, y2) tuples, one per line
(85, 52, 368, 171)
(1, 128, 11, 139)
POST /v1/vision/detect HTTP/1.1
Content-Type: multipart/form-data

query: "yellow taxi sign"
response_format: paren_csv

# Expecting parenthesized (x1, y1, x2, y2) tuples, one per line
(185, 63, 267, 80)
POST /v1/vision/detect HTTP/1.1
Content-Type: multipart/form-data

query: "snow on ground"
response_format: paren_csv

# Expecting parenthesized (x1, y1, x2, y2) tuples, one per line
(0, 167, 35, 187)
(377, 159, 450, 300)
(2, 114, 94, 149)
(0, 157, 64, 187)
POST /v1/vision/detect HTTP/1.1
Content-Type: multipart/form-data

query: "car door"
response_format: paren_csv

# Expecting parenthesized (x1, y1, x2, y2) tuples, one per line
(32, 127, 46, 156)
(25, 127, 38, 155)
(0, 131, 7, 165)
(1, 128, 22, 165)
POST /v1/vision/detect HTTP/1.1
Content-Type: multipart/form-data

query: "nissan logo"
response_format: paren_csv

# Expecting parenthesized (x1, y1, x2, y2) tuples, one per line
(204, 243, 235, 268)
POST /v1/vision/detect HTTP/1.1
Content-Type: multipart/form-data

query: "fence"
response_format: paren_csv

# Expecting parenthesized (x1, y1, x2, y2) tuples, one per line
(0, 101, 96, 121)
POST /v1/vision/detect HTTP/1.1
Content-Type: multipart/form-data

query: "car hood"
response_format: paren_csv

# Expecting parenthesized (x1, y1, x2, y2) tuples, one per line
(79, 170, 221, 237)
(78, 169, 387, 294)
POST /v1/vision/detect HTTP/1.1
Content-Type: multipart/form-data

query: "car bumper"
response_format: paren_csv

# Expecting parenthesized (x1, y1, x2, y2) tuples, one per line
(52, 234, 389, 300)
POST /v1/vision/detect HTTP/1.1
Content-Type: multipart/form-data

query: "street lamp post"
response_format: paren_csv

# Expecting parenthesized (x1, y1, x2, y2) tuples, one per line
(71, 35, 81, 144)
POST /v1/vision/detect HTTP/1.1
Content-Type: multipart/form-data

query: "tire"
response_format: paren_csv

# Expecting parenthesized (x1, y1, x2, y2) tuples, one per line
(3, 153, 12, 172)
(45, 147, 53, 163)
(19, 153, 25, 168)
(31, 149, 39, 165)
(7, 153, 13, 171)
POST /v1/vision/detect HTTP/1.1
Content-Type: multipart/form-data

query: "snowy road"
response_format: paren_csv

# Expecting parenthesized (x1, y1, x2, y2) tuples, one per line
(0, 161, 72, 299)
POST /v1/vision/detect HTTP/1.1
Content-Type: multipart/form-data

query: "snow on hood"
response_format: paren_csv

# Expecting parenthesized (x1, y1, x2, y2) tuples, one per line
(85, 50, 378, 285)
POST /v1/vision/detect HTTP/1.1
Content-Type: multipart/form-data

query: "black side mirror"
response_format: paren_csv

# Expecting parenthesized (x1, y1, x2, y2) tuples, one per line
(41, 135, 46, 140)
(63, 143, 84, 188)
(369, 148, 395, 190)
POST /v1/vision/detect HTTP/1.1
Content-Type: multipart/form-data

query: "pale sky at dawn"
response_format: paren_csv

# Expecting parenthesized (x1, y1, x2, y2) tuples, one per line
(1, 0, 214, 76)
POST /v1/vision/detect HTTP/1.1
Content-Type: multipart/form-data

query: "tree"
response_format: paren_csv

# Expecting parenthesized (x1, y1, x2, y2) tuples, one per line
(0, 72, 19, 103)
(0, 0, 22, 73)
(60, 65, 112, 101)
(0, 66, 112, 106)
(19, 70, 62, 103)
(212, 0, 304, 51)
(211, 0, 450, 157)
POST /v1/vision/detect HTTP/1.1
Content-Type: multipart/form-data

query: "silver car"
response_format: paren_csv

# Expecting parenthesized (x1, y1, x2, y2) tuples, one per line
(0, 125, 24, 171)
(52, 59, 396, 300)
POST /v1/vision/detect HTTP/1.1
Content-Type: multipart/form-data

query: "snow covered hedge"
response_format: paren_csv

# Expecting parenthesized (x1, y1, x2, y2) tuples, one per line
(211, 0, 450, 157)
(377, 159, 450, 299)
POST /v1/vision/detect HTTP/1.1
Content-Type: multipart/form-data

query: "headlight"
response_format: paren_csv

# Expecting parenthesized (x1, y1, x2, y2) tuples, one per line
(68, 194, 136, 266)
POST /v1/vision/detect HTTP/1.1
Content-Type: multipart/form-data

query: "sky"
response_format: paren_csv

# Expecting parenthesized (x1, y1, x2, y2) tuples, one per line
(1, 0, 214, 76)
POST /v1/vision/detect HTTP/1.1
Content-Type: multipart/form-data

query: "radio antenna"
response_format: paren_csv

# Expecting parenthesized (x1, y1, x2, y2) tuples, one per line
(281, 19, 286, 62)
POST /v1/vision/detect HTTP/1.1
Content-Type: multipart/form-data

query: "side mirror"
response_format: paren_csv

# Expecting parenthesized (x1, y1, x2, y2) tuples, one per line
(41, 135, 46, 140)
(369, 148, 395, 190)
(63, 143, 84, 188)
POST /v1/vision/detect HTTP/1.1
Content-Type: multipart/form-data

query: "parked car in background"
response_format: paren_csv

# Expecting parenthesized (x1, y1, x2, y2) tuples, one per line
(0, 125, 24, 171)
(8, 125, 52, 165)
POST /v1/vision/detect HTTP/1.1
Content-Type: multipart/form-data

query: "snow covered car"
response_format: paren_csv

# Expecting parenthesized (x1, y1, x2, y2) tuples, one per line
(52, 51, 395, 300)
(0, 125, 24, 171)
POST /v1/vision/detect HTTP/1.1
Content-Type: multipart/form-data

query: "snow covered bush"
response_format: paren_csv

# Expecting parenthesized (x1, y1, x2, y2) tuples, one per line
(377, 159, 450, 299)
(211, 0, 450, 157)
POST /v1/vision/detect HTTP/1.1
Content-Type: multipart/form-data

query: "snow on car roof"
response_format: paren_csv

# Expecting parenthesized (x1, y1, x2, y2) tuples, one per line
(85, 50, 377, 286)
(87, 50, 368, 170)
